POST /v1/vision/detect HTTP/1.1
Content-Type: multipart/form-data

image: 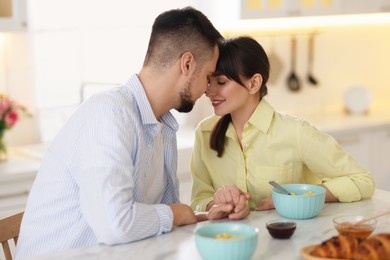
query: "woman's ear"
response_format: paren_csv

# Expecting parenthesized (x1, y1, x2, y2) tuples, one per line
(248, 73, 263, 94)
(180, 52, 195, 75)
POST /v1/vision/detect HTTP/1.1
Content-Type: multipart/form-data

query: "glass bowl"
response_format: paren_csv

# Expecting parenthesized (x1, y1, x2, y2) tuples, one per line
(266, 220, 297, 239)
(333, 215, 376, 239)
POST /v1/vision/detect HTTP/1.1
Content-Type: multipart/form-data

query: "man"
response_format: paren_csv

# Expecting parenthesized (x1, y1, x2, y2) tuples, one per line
(16, 6, 230, 259)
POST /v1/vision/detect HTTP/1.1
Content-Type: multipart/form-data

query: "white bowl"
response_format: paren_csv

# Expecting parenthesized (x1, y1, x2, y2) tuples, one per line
(343, 85, 372, 114)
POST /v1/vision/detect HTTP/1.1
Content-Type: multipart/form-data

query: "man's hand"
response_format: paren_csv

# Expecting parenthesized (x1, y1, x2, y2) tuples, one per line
(195, 204, 234, 222)
(169, 204, 197, 226)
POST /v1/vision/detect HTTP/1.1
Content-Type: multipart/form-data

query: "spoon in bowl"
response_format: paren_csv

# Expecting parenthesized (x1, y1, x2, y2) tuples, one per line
(269, 181, 291, 195)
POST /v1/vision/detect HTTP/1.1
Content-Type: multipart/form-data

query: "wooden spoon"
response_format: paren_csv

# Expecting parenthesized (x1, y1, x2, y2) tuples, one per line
(352, 210, 390, 226)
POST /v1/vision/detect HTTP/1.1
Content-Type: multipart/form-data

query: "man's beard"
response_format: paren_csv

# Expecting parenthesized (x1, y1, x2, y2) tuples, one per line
(176, 81, 195, 113)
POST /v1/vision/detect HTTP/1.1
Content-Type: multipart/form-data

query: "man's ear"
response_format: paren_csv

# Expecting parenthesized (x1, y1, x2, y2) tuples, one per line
(180, 52, 195, 75)
(248, 73, 263, 94)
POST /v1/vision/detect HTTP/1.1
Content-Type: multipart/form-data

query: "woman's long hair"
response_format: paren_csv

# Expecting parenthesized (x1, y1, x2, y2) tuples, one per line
(210, 36, 270, 157)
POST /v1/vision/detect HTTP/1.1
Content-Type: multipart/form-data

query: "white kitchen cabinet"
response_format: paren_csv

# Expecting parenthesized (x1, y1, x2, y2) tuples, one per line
(340, 0, 390, 14)
(240, 0, 389, 19)
(327, 124, 390, 192)
(340, 0, 382, 14)
(381, 0, 390, 11)
(0, 0, 27, 31)
(241, 0, 342, 19)
(0, 151, 40, 218)
(332, 131, 372, 172)
(371, 128, 390, 191)
(240, 0, 290, 19)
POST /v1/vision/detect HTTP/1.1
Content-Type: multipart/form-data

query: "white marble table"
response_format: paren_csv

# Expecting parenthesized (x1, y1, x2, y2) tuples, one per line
(29, 189, 390, 260)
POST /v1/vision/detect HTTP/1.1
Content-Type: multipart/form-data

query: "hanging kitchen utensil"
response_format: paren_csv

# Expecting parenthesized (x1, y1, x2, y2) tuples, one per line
(307, 34, 319, 85)
(267, 36, 284, 85)
(287, 36, 300, 92)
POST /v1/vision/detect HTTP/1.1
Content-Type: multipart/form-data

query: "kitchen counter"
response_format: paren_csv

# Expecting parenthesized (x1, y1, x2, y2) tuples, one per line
(285, 102, 390, 135)
(27, 189, 390, 260)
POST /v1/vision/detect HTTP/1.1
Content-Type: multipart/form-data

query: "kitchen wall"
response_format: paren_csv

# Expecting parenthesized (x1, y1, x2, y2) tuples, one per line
(0, 31, 39, 144)
(254, 24, 390, 116)
(1, 0, 390, 148)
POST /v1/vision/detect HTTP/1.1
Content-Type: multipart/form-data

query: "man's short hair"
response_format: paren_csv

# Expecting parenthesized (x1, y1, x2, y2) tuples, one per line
(144, 6, 223, 70)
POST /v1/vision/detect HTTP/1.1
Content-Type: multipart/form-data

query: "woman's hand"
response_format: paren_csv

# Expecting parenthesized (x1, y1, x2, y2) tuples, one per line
(255, 197, 274, 211)
(320, 184, 339, 202)
(209, 184, 250, 220)
(213, 184, 250, 207)
(226, 193, 251, 219)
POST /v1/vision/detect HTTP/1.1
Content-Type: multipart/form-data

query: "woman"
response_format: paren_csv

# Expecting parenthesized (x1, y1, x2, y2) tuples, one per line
(190, 36, 375, 220)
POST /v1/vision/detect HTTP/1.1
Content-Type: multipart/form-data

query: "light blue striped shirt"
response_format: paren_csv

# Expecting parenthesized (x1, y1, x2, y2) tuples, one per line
(16, 74, 180, 259)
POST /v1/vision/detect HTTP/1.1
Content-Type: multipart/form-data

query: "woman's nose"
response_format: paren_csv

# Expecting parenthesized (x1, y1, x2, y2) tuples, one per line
(205, 84, 215, 97)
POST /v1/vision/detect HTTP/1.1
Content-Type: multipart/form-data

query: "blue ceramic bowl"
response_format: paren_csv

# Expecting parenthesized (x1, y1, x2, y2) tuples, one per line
(272, 184, 326, 220)
(195, 223, 259, 260)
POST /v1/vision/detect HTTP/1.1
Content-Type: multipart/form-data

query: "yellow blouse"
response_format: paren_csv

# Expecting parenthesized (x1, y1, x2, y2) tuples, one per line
(190, 99, 375, 211)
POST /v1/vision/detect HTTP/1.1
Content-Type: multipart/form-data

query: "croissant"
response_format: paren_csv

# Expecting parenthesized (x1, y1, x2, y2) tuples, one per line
(310, 235, 362, 259)
(310, 233, 390, 260)
(353, 233, 390, 260)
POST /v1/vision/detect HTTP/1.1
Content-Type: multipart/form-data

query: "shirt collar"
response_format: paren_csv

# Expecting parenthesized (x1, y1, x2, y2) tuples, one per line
(225, 99, 274, 138)
(247, 98, 274, 134)
(127, 74, 179, 132)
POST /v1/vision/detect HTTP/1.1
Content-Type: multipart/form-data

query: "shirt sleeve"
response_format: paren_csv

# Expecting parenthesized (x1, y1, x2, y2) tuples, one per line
(299, 120, 375, 202)
(78, 95, 173, 245)
(190, 126, 215, 212)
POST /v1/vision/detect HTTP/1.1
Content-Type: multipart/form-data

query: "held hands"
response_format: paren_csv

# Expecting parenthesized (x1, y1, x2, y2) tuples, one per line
(210, 184, 251, 220)
(169, 184, 254, 225)
(170, 203, 238, 224)
(195, 204, 235, 222)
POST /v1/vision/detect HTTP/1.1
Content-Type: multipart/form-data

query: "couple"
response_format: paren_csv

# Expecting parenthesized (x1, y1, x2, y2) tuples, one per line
(16, 6, 375, 260)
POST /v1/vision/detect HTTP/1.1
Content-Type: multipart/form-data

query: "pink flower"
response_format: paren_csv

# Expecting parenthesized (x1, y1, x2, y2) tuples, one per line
(0, 99, 11, 116)
(0, 94, 30, 133)
(4, 110, 19, 127)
